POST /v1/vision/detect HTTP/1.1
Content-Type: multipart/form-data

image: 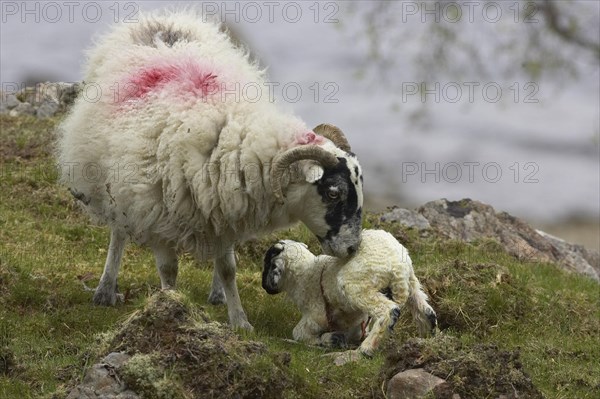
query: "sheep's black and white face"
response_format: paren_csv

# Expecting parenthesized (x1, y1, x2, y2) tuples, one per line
(300, 154, 364, 259)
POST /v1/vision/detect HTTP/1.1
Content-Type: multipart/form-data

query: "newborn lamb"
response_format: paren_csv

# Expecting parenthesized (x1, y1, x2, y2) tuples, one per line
(262, 229, 437, 356)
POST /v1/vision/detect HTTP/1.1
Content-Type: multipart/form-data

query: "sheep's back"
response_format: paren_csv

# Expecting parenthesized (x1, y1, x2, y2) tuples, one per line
(336, 230, 413, 292)
(57, 10, 308, 256)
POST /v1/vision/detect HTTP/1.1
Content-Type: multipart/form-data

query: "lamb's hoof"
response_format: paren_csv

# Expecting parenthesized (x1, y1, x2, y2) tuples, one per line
(358, 347, 375, 358)
(388, 307, 401, 331)
(207, 289, 226, 305)
(92, 289, 123, 306)
(330, 332, 348, 349)
(426, 308, 438, 336)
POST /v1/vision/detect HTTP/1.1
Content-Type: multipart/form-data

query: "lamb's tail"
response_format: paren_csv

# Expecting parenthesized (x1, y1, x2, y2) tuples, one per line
(407, 271, 437, 337)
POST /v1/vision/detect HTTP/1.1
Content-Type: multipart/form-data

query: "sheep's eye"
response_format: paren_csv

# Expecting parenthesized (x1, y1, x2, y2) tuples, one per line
(327, 190, 340, 200)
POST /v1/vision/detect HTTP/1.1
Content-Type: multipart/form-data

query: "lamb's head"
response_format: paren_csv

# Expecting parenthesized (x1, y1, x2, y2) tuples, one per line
(271, 124, 364, 259)
(262, 240, 315, 295)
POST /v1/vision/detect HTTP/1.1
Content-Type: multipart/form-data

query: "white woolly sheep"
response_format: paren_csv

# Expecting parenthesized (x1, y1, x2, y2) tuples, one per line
(57, 9, 364, 330)
(262, 229, 437, 356)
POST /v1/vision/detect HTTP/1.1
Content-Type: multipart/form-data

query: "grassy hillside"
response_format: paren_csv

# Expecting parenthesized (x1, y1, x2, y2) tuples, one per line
(0, 114, 598, 398)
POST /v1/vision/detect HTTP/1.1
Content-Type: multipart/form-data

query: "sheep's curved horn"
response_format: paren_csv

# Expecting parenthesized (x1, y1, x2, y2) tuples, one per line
(271, 145, 339, 204)
(313, 124, 351, 152)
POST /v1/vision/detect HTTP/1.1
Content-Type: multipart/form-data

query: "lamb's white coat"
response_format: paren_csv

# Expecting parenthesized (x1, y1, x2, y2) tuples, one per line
(57, 10, 361, 329)
(265, 230, 437, 355)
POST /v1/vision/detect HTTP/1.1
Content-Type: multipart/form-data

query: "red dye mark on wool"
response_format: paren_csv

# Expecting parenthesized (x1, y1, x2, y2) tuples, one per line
(120, 58, 220, 102)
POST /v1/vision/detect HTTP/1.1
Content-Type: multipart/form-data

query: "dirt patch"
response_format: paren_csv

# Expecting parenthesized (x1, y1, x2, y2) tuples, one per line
(382, 335, 543, 398)
(87, 291, 300, 399)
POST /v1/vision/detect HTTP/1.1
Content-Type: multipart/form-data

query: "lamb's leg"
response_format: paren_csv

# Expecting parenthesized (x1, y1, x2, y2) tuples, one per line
(344, 287, 408, 357)
(359, 302, 402, 357)
(214, 248, 253, 330)
(151, 243, 178, 289)
(320, 331, 349, 348)
(347, 322, 368, 346)
(406, 273, 438, 337)
(93, 228, 127, 306)
(207, 269, 226, 305)
(293, 316, 324, 346)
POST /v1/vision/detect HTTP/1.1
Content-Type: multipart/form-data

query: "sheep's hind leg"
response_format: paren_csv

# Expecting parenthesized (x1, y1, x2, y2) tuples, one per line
(207, 269, 226, 305)
(214, 248, 253, 330)
(151, 243, 178, 289)
(93, 228, 127, 306)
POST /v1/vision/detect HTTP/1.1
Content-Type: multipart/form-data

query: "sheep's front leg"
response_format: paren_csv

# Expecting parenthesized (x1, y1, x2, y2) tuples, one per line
(151, 243, 178, 289)
(214, 248, 253, 330)
(93, 228, 127, 306)
(207, 269, 226, 305)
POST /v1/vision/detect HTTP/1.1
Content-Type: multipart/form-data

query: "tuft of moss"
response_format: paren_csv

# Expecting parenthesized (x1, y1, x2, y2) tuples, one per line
(120, 353, 183, 399)
(102, 291, 303, 399)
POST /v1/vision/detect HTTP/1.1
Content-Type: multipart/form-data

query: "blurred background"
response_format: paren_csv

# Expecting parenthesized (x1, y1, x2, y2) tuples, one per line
(1, 1, 598, 249)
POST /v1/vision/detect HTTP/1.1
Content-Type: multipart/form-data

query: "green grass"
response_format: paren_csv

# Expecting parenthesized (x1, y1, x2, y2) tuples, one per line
(0, 114, 599, 398)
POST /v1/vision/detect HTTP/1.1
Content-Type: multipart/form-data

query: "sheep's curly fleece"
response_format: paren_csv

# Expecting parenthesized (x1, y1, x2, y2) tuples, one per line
(57, 10, 316, 258)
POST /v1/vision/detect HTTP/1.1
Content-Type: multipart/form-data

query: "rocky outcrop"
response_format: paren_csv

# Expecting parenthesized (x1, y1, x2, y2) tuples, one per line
(0, 82, 81, 118)
(381, 199, 599, 281)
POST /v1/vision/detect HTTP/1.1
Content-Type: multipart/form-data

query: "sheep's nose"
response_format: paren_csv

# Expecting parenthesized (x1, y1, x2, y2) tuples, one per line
(347, 245, 357, 256)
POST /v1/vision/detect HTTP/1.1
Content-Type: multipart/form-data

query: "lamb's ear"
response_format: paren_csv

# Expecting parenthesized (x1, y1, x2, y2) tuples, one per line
(301, 161, 324, 183)
(262, 245, 285, 295)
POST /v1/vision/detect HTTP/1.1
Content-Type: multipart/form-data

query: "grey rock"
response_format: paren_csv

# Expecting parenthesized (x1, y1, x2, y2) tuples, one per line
(11, 102, 36, 116)
(417, 198, 599, 281)
(4, 94, 20, 109)
(58, 82, 82, 107)
(102, 352, 131, 368)
(36, 99, 59, 118)
(17, 87, 38, 105)
(1, 82, 81, 118)
(381, 207, 431, 230)
(66, 352, 139, 399)
(537, 230, 599, 280)
(386, 368, 445, 399)
(38, 81, 81, 108)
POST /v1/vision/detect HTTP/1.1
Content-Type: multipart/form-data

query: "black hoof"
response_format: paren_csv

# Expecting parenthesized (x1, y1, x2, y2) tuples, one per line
(207, 290, 226, 305)
(388, 307, 401, 331)
(93, 290, 117, 306)
(330, 332, 348, 349)
(426, 308, 438, 336)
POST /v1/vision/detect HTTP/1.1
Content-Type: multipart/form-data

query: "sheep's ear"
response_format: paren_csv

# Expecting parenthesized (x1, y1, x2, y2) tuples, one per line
(302, 161, 324, 183)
